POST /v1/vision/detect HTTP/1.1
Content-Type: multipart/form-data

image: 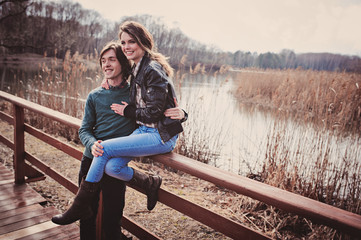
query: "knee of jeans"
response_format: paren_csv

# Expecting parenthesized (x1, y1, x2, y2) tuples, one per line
(104, 162, 130, 181)
(98, 144, 110, 159)
(104, 161, 117, 176)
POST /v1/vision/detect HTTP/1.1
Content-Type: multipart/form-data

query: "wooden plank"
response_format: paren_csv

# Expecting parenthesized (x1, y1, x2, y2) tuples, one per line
(13, 104, 25, 184)
(0, 192, 46, 213)
(25, 124, 83, 161)
(122, 216, 162, 240)
(0, 151, 47, 184)
(0, 163, 80, 240)
(0, 133, 13, 149)
(0, 170, 12, 174)
(0, 179, 13, 185)
(0, 110, 14, 125)
(0, 165, 14, 186)
(0, 173, 13, 180)
(17, 224, 79, 240)
(25, 153, 78, 194)
(0, 169, 10, 174)
(41, 228, 80, 240)
(0, 187, 39, 201)
(0, 91, 82, 129)
(24, 162, 45, 183)
(0, 165, 11, 173)
(0, 206, 54, 227)
(0, 166, 13, 174)
(152, 152, 361, 236)
(0, 186, 44, 202)
(158, 188, 270, 240)
(0, 182, 27, 192)
(0, 204, 42, 221)
(0, 182, 44, 202)
(126, 182, 269, 239)
(0, 221, 59, 239)
(0, 207, 57, 234)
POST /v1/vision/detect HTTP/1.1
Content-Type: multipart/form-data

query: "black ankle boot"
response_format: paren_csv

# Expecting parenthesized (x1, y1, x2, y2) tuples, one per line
(51, 177, 100, 225)
(128, 168, 162, 211)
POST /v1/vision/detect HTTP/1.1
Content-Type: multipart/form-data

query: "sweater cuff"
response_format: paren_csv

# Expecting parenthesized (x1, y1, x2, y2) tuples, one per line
(124, 105, 136, 119)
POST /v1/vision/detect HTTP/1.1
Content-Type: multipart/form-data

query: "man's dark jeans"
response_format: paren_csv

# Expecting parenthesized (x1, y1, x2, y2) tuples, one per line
(78, 155, 126, 240)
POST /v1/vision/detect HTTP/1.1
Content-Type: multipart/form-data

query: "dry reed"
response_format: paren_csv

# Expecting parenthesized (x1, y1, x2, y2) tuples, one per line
(232, 68, 361, 135)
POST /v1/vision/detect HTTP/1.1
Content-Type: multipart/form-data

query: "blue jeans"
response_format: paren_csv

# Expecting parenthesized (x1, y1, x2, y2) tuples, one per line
(85, 125, 178, 182)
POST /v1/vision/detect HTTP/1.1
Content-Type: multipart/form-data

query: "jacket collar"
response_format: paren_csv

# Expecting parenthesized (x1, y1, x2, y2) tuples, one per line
(133, 54, 151, 84)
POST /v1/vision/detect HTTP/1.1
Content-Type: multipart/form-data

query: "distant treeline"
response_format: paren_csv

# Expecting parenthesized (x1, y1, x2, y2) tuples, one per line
(1, 0, 360, 72)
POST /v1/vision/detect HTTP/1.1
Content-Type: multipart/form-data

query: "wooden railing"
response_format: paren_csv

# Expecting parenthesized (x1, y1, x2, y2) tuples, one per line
(0, 90, 360, 239)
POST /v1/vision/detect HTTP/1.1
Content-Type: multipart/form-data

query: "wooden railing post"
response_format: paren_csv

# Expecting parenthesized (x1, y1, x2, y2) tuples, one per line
(96, 192, 104, 240)
(13, 104, 25, 184)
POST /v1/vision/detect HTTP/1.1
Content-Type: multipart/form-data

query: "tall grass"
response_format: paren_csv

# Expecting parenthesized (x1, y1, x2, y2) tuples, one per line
(261, 120, 361, 213)
(232, 68, 361, 135)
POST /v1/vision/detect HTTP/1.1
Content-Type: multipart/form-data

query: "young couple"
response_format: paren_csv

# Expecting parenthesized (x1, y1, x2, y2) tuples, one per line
(51, 21, 186, 239)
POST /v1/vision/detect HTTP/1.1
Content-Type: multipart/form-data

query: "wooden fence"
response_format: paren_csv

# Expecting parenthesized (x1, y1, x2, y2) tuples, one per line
(0, 90, 360, 239)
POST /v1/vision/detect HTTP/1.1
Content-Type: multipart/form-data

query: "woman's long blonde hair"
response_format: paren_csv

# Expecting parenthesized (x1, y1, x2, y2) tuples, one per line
(119, 21, 174, 77)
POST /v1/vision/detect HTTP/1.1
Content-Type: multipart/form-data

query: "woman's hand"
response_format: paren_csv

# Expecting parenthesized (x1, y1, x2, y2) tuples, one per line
(101, 79, 110, 89)
(91, 140, 104, 157)
(111, 101, 128, 116)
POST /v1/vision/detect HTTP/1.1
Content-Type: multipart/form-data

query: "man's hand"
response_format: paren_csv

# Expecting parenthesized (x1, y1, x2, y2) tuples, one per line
(91, 140, 104, 157)
(164, 98, 185, 120)
(164, 107, 185, 119)
(111, 102, 128, 116)
(101, 79, 110, 89)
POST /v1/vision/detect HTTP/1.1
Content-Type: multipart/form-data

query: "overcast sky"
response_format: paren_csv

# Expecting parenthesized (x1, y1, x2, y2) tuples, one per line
(67, 0, 361, 56)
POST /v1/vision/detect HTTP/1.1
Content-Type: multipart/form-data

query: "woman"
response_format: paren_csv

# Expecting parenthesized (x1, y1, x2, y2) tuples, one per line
(52, 21, 186, 225)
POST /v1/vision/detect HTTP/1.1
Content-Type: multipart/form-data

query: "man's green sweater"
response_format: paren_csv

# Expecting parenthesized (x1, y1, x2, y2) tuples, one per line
(79, 84, 136, 158)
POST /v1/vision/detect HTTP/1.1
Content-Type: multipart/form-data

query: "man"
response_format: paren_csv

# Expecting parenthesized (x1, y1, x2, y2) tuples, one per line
(77, 41, 186, 239)
(77, 41, 134, 240)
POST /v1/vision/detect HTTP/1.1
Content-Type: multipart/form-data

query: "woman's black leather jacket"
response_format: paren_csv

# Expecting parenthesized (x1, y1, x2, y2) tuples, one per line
(124, 55, 186, 142)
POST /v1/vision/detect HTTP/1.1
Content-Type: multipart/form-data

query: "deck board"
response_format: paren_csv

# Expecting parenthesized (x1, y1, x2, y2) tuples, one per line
(0, 163, 79, 240)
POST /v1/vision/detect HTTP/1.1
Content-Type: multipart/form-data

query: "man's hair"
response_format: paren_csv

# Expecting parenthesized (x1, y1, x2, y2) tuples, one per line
(119, 21, 174, 77)
(99, 41, 131, 80)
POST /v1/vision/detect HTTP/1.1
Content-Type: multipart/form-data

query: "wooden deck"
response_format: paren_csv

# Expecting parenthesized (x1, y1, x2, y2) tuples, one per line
(0, 164, 80, 240)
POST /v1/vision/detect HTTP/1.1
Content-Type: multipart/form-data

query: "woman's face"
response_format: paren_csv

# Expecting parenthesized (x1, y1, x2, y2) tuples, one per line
(120, 32, 145, 64)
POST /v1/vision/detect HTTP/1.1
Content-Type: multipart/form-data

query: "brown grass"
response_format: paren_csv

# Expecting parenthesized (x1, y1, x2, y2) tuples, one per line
(232, 68, 361, 135)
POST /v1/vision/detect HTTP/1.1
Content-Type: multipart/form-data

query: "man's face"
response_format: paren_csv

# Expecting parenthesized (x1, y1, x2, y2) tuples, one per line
(101, 49, 122, 80)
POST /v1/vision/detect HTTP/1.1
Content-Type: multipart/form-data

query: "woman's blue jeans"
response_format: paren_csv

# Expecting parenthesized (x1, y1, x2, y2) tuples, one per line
(85, 125, 178, 183)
